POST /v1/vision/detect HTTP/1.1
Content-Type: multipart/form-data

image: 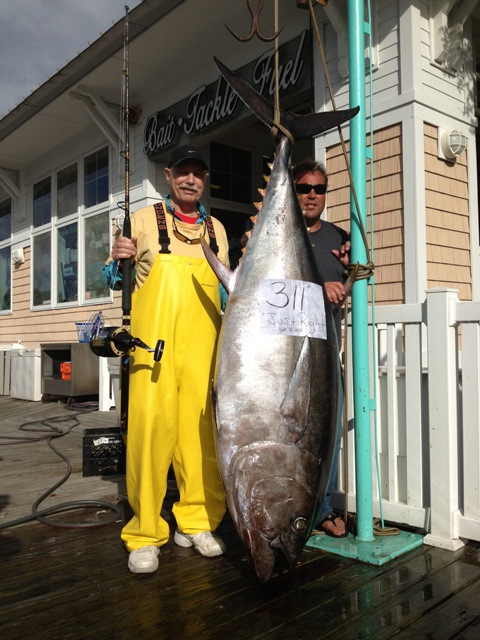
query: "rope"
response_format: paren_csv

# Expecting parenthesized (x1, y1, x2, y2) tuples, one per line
(270, 0, 296, 146)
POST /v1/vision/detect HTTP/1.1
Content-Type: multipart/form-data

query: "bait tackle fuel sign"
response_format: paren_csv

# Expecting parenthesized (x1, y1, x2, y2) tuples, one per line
(143, 31, 311, 160)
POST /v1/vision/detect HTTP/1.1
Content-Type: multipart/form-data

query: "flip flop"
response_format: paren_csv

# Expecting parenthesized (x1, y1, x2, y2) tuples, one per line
(312, 513, 348, 538)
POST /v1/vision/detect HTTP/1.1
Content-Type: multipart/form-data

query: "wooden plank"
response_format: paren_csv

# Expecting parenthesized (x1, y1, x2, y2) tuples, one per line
(424, 289, 463, 550)
(452, 617, 480, 640)
(391, 571, 480, 639)
(405, 322, 424, 508)
(386, 323, 400, 502)
(456, 302, 480, 322)
(1, 398, 480, 640)
(461, 323, 480, 523)
(255, 547, 479, 640)
(370, 303, 424, 324)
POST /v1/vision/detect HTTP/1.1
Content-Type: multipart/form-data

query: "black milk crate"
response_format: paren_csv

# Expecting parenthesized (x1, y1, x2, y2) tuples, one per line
(82, 428, 126, 476)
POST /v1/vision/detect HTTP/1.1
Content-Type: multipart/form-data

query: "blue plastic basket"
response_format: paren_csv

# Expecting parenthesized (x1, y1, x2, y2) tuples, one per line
(75, 312, 105, 343)
(75, 323, 91, 342)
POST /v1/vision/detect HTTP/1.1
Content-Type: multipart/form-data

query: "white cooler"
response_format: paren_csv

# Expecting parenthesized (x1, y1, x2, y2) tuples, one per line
(10, 348, 42, 401)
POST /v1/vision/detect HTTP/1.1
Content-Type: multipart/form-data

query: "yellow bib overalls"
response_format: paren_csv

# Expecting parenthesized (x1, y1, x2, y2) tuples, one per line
(121, 251, 226, 551)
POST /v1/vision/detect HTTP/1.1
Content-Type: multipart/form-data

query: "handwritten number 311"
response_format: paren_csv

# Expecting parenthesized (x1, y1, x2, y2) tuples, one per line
(265, 281, 306, 311)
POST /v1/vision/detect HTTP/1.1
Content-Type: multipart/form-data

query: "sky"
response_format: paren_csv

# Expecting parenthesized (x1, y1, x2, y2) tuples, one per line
(0, 0, 143, 119)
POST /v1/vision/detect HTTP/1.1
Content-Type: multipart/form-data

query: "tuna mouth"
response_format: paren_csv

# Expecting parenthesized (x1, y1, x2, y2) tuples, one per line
(251, 532, 296, 584)
(253, 511, 311, 582)
(269, 534, 295, 571)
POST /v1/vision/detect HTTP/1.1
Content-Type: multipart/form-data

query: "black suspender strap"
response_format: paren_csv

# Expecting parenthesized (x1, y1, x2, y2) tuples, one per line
(154, 202, 171, 254)
(155, 201, 219, 256)
(205, 214, 219, 256)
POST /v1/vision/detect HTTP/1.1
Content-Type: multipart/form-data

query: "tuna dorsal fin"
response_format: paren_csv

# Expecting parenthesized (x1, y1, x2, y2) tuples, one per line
(214, 56, 360, 141)
(200, 237, 237, 293)
(280, 337, 311, 443)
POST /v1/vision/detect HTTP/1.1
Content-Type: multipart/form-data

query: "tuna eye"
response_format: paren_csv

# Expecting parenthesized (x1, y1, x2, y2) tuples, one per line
(292, 516, 308, 533)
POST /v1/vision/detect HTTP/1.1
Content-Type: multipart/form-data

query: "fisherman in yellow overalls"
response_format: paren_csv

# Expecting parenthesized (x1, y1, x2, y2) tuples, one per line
(106, 145, 229, 573)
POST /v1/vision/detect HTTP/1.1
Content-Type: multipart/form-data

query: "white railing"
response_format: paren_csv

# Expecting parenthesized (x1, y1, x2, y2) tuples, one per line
(335, 287, 480, 551)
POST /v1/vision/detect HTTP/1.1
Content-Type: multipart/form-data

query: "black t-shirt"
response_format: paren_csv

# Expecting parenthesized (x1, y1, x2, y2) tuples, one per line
(308, 220, 349, 346)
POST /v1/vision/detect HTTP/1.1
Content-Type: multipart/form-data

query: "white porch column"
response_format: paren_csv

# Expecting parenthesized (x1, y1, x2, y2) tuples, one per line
(424, 288, 464, 550)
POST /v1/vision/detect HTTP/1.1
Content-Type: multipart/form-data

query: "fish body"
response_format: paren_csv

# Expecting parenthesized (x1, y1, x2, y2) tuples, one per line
(204, 59, 359, 583)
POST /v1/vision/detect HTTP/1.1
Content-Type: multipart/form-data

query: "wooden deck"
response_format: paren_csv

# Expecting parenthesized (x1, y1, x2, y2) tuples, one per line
(1, 395, 480, 639)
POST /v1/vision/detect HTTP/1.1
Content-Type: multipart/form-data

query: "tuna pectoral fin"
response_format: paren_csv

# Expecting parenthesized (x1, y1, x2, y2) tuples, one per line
(200, 237, 237, 293)
(280, 337, 311, 442)
(214, 56, 359, 141)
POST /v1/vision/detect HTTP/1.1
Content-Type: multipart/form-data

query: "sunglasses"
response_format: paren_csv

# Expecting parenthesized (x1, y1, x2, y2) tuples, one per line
(295, 183, 327, 195)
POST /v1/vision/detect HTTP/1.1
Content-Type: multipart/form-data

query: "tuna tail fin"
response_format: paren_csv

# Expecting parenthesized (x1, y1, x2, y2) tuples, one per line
(213, 56, 360, 141)
(200, 237, 237, 293)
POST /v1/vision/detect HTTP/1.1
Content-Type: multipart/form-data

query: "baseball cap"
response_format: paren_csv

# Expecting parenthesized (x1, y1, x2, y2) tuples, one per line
(167, 145, 209, 170)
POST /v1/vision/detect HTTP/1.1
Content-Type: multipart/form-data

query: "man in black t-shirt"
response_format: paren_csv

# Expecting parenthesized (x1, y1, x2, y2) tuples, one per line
(293, 159, 350, 341)
(292, 159, 350, 539)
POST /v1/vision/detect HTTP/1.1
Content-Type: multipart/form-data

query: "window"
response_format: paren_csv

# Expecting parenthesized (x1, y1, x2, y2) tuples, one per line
(84, 147, 109, 208)
(33, 232, 51, 306)
(31, 146, 111, 308)
(209, 142, 252, 204)
(0, 246, 11, 311)
(57, 164, 78, 219)
(57, 222, 78, 303)
(0, 197, 11, 242)
(33, 177, 51, 227)
(85, 211, 110, 300)
(209, 143, 254, 270)
(0, 198, 12, 311)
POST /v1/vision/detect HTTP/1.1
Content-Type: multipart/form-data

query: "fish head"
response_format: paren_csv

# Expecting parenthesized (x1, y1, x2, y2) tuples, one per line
(231, 443, 320, 584)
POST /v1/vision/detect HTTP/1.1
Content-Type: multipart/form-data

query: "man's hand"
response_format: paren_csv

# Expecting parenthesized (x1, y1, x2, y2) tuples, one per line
(112, 236, 138, 261)
(324, 281, 346, 305)
(331, 239, 350, 267)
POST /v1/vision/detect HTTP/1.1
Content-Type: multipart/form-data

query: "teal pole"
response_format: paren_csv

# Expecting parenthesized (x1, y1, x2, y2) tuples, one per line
(348, 0, 374, 542)
(307, 0, 424, 562)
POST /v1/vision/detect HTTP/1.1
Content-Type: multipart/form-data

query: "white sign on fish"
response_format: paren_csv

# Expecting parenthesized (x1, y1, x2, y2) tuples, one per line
(259, 279, 327, 339)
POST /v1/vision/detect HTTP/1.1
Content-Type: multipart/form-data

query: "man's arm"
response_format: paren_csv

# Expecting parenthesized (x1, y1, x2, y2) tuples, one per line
(324, 230, 350, 305)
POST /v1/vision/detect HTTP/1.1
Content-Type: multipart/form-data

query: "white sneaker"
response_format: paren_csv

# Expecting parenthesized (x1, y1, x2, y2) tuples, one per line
(128, 545, 160, 573)
(174, 530, 226, 557)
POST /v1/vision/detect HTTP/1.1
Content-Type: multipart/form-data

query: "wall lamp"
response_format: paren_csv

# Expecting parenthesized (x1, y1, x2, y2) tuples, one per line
(12, 248, 25, 264)
(438, 128, 467, 162)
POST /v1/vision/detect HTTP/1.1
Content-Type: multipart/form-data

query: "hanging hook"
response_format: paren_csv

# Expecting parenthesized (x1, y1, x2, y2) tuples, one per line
(225, 0, 282, 42)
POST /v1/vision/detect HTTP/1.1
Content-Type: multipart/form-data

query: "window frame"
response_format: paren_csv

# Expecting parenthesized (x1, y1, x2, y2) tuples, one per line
(0, 197, 12, 313)
(33, 176, 52, 228)
(31, 145, 112, 310)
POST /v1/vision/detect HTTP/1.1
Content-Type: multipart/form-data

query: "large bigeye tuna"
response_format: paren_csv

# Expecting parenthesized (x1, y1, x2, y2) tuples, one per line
(203, 58, 359, 584)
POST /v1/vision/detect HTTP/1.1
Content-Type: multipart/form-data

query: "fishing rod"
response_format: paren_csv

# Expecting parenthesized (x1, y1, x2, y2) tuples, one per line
(90, 6, 164, 433)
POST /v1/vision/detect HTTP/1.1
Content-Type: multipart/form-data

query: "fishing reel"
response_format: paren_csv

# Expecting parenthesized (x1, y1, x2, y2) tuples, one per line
(90, 326, 165, 362)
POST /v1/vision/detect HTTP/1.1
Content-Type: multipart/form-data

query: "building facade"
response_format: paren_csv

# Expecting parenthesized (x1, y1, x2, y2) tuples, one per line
(0, 0, 478, 347)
